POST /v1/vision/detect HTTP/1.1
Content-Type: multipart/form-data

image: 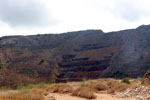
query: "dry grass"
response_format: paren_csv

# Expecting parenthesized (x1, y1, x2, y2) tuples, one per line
(107, 82, 130, 93)
(72, 87, 96, 99)
(141, 78, 150, 85)
(87, 79, 131, 94)
(105, 79, 118, 88)
(0, 88, 45, 100)
(87, 81, 108, 91)
(45, 83, 73, 94)
(0, 78, 134, 100)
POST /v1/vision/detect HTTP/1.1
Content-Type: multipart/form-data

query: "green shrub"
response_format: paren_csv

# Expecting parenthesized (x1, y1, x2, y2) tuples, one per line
(80, 78, 87, 88)
(0, 86, 8, 91)
(122, 78, 130, 84)
(112, 70, 123, 76)
(36, 83, 47, 88)
(40, 58, 45, 63)
(49, 80, 55, 84)
(17, 84, 33, 90)
(39, 58, 45, 64)
(137, 77, 143, 81)
(0, 64, 3, 69)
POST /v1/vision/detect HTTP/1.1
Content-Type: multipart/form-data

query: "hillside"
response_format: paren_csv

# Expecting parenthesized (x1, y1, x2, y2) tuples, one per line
(0, 25, 150, 87)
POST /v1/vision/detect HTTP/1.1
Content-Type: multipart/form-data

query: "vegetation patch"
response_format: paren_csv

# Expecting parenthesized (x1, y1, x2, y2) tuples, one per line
(107, 82, 130, 93)
(87, 81, 108, 91)
(40, 58, 45, 63)
(79, 78, 87, 88)
(0, 88, 45, 100)
(45, 83, 73, 93)
(0, 86, 9, 91)
(36, 82, 48, 89)
(0, 64, 4, 69)
(16, 82, 49, 90)
(49, 80, 55, 84)
(17, 84, 33, 90)
(112, 70, 123, 77)
(72, 87, 96, 99)
(122, 78, 130, 84)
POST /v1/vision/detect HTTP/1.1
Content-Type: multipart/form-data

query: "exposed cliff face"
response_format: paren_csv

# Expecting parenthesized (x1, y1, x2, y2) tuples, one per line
(1, 25, 150, 86)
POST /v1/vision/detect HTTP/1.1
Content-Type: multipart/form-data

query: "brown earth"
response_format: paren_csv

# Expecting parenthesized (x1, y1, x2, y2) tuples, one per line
(0, 78, 140, 100)
(4, 77, 150, 100)
(45, 93, 137, 100)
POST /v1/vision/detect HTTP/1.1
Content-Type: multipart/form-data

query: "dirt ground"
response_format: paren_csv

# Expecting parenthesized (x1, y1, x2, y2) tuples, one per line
(46, 93, 138, 100)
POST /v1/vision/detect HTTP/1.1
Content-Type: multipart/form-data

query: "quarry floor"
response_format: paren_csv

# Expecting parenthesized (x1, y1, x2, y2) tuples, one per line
(46, 93, 138, 100)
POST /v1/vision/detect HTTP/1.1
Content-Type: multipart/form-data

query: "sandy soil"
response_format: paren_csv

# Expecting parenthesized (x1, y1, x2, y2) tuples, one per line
(45, 93, 138, 100)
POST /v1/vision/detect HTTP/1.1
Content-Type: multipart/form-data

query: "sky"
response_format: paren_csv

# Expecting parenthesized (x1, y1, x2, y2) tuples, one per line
(0, 0, 150, 37)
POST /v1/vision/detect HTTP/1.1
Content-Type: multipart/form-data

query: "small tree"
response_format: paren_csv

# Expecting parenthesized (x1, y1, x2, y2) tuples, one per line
(0, 64, 3, 69)
(49, 80, 55, 84)
(122, 78, 130, 84)
(40, 58, 45, 63)
(112, 70, 123, 77)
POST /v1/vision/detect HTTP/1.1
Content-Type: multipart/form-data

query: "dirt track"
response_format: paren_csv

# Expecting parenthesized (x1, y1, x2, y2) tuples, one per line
(46, 93, 138, 100)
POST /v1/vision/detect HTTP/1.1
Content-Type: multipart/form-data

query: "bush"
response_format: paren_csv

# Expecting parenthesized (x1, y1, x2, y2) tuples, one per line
(45, 83, 73, 93)
(80, 78, 87, 88)
(0, 88, 45, 100)
(36, 83, 48, 89)
(122, 78, 130, 84)
(72, 87, 96, 99)
(17, 84, 33, 90)
(107, 82, 130, 93)
(87, 82, 108, 91)
(137, 77, 143, 82)
(0, 64, 3, 69)
(0, 86, 9, 91)
(40, 58, 45, 63)
(49, 80, 55, 84)
(112, 70, 123, 76)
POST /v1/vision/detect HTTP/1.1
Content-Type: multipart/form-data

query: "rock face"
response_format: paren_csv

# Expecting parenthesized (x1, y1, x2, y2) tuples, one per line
(56, 55, 112, 82)
(141, 70, 150, 85)
(143, 70, 150, 78)
(1, 25, 150, 86)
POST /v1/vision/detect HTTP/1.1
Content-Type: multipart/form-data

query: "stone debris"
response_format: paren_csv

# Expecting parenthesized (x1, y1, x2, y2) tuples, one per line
(115, 85, 150, 100)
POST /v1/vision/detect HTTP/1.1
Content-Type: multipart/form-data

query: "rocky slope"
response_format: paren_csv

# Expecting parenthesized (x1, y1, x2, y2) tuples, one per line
(0, 25, 150, 87)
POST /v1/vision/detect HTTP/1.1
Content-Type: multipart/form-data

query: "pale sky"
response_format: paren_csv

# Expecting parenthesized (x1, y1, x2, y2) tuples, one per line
(0, 0, 150, 37)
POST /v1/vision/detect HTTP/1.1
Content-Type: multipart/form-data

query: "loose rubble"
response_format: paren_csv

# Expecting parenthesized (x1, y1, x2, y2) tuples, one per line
(115, 85, 150, 100)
